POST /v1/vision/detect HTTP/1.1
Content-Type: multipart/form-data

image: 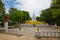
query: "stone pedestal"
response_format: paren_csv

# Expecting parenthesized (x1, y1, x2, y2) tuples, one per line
(4, 22, 8, 33)
(17, 29, 23, 36)
(4, 16, 8, 33)
(35, 30, 40, 37)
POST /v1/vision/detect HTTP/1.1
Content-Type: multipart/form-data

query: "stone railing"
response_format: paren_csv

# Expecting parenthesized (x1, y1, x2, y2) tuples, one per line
(7, 29, 18, 34)
(35, 30, 60, 37)
(39, 32, 60, 37)
(7, 29, 23, 36)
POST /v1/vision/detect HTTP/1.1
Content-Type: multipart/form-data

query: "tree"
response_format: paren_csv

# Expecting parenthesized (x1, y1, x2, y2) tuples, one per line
(40, 8, 54, 25)
(9, 8, 22, 24)
(0, 0, 5, 26)
(0, 0, 5, 15)
(22, 11, 31, 23)
(36, 16, 40, 21)
(9, 8, 17, 14)
(9, 8, 31, 24)
(39, 0, 60, 26)
(51, 0, 60, 26)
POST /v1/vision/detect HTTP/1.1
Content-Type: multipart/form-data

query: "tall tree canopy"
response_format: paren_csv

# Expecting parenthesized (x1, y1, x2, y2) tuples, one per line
(9, 8, 31, 24)
(40, 8, 54, 25)
(0, 0, 5, 21)
(0, 0, 5, 14)
(0, 0, 5, 26)
(40, 0, 60, 26)
(51, 0, 60, 26)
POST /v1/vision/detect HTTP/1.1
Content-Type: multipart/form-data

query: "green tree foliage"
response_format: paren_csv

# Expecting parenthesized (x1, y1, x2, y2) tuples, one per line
(22, 11, 31, 22)
(36, 16, 40, 21)
(9, 8, 31, 24)
(9, 8, 23, 24)
(0, 0, 5, 14)
(0, 0, 5, 21)
(40, 0, 60, 26)
(40, 8, 54, 25)
(51, 0, 60, 26)
(0, 0, 5, 26)
(9, 8, 17, 14)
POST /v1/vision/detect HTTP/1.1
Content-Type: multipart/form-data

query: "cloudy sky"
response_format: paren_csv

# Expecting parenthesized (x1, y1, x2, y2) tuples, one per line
(2, 0, 51, 17)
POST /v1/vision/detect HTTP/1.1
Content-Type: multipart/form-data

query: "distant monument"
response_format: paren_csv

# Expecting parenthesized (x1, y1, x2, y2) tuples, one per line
(32, 12, 36, 21)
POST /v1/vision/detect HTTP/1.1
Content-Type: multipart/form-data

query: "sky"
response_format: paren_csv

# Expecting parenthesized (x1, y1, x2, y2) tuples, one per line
(2, 0, 51, 17)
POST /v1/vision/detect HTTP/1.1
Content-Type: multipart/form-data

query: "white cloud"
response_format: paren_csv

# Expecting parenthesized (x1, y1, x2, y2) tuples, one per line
(14, 0, 51, 17)
(4, 0, 51, 17)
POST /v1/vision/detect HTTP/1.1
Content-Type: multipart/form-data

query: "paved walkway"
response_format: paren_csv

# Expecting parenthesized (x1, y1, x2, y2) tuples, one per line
(0, 33, 60, 40)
